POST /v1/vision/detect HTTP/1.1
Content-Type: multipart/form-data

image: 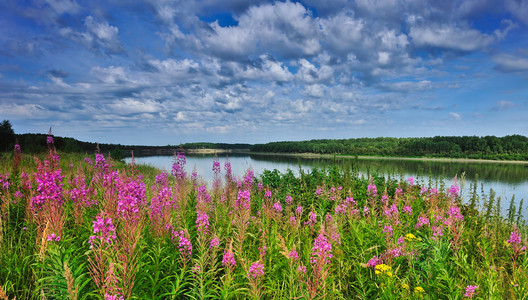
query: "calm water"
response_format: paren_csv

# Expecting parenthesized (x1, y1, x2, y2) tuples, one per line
(126, 153, 528, 215)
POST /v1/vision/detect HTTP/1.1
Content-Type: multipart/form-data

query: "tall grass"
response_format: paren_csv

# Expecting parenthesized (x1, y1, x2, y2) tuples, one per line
(0, 140, 527, 299)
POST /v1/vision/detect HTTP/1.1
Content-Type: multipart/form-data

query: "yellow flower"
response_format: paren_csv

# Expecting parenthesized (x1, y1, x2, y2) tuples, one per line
(401, 283, 409, 290)
(405, 233, 416, 241)
(386, 271, 393, 277)
(414, 286, 425, 293)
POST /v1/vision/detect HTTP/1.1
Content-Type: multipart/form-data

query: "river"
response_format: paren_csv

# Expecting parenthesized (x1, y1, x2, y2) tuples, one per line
(125, 153, 528, 215)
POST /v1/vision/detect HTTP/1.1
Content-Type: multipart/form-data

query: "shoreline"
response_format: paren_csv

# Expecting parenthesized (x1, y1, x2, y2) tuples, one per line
(248, 151, 528, 164)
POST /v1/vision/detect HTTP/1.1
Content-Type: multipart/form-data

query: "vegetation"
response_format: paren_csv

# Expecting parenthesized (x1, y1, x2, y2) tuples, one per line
(251, 135, 528, 161)
(1, 134, 527, 299)
(0, 120, 250, 157)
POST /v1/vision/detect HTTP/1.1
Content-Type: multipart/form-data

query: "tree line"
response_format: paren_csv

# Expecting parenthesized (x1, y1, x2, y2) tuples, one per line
(0, 120, 250, 157)
(250, 135, 528, 161)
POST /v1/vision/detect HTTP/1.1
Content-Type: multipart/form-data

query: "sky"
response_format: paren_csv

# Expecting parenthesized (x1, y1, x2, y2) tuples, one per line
(1, 0, 528, 145)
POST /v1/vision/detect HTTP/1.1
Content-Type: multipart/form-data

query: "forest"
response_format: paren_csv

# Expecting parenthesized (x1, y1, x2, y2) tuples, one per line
(250, 135, 528, 160)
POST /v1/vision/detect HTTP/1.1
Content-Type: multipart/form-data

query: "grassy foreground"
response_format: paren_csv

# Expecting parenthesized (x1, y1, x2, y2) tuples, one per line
(0, 141, 527, 299)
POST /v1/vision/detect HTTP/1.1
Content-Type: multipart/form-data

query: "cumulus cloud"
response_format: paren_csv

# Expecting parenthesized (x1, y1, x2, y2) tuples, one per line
(59, 16, 125, 55)
(493, 53, 528, 72)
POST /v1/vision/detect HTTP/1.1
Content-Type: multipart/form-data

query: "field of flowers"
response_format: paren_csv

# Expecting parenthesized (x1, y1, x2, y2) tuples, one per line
(0, 136, 527, 299)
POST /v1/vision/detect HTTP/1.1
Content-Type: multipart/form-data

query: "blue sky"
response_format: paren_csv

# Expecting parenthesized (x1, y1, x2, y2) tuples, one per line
(1, 0, 527, 145)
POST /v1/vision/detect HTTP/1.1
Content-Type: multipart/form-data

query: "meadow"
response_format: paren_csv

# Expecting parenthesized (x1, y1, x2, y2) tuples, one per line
(0, 137, 527, 299)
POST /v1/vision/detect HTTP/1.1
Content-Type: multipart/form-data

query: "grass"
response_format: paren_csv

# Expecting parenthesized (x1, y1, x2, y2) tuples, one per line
(0, 144, 527, 299)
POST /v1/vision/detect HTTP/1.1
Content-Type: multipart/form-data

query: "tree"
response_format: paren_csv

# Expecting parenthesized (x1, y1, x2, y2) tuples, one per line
(0, 120, 16, 152)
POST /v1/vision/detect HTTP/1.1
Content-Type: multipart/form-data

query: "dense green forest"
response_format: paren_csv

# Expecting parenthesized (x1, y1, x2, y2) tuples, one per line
(250, 135, 528, 160)
(0, 120, 250, 157)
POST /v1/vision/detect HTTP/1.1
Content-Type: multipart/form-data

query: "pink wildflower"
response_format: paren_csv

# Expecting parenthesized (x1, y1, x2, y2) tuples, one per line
(464, 285, 478, 298)
(248, 262, 264, 280)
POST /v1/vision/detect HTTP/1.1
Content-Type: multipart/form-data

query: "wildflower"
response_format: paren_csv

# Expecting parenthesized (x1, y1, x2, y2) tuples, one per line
(335, 204, 346, 215)
(297, 265, 307, 273)
(289, 250, 299, 262)
(210, 236, 220, 249)
(507, 231, 521, 245)
(89, 214, 117, 246)
(405, 233, 419, 242)
(273, 201, 282, 213)
(374, 264, 391, 275)
(383, 225, 393, 237)
(222, 250, 236, 269)
(311, 233, 333, 265)
(464, 285, 478, 298)
(264, 190, 272, 198)
(408, 177, 414, 185)
(415, 216, 430, 229)
(105, 293, 124, 300)
(247, 261, 264, 280)
(363, 206, 370, 216)
(447, 206, 464, 222)
(414, 286, 425, 293)
(305, 211, 317, 225)
(366, 256, 382, 268)
(367, 184, 378, 198)
(403, 205, 412, 215)
(285, 195, 293, 205)
(295, 206, 303, 215)
(196, 211, 210, 235)
(47, 233, 60, 242)
(448, 184, 459, 198)
(315, 188, 322, 196)
(401, 283, 410, 290)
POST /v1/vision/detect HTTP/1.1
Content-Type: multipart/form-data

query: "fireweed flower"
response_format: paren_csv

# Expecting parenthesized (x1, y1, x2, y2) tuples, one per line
(285, 195, 293, 205)
(236, 189, 251, 211)
(383, 225, 393, 237)
(89, 214, 117, 246)
(366, 256, 382, 268)
(297, 265, 307, 273)
(247, 261, 264, 280)
(507, 231, 522, 245)
(363, 206, 370, 216)
(367, 184, 378, 198)
(408, 177, 415, 185)
(264, 190, 272, 198)
(222, 250, 236, 269)
(464, 285, 478, 298)
(310, 233, 333, 265)
(403, 206, 412, 215)
(172, 230, 192, 262)
(196, 211, 210, 235)
(415, 216, 430, 229)
(305, 211, 317, 225)
(273, 201, 282, 213)
(210, 236, 220, 249)
(47, 233, 60, 242)
(295, 206, 303, 215)
(289, 250, 299, 262)
(335, 204, 346, 215)
(448, 184, 459, 198)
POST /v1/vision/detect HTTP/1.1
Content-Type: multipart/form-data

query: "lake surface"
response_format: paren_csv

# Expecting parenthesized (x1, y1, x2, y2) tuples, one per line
(125, 153, 528, 215)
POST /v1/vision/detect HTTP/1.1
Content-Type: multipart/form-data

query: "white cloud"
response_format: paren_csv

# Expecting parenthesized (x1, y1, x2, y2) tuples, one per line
(493, 53, 528, 72)
(449, 112, 462, 120)
(493, 100, 515, 110)
(410, 24, 495, 52)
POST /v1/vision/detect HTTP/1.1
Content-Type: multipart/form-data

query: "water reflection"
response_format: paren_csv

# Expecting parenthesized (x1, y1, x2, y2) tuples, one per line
(126, 154, 528, 214)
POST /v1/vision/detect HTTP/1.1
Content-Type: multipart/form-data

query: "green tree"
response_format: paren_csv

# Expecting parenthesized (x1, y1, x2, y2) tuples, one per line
(0, 119, 16, 152)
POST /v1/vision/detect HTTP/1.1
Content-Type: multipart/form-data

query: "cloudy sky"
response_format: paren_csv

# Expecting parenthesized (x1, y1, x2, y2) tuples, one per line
(1, 0, 527, 145)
